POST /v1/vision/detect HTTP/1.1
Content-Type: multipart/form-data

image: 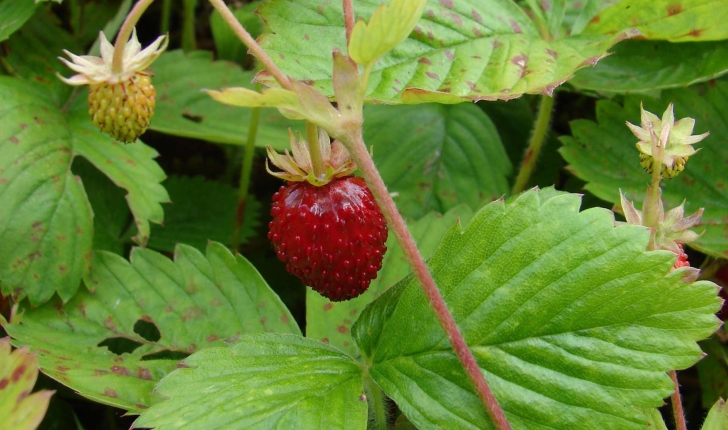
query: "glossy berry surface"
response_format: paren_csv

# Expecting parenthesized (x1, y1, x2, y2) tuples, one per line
(268, 177, 388, 302)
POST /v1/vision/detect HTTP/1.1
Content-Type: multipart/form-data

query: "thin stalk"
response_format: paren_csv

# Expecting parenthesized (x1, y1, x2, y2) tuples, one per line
(232, 105, 261, 251)
(112, 0, 156, 74)
(160, 0, 172, 33)
(345, 130, 512, 430)
(306, 121, 324, 179)
(669, 370, 687, 430)
(182, 0, 198, 51)
(365, 374, 388, 430)
(511, 95, 555, 195)
(342, 0, 355, 46)
(207, 0, 291, 90)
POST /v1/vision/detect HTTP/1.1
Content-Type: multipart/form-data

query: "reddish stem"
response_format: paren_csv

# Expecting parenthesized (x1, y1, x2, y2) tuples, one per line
(669, 370, 687, 430)
(208, 0, 291, 90)
(342, 0, 355, 46)
(346, 131, 512, 430)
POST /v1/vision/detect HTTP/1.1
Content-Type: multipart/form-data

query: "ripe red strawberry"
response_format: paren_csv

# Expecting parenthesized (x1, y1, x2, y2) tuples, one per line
(266, 129, 388, 301)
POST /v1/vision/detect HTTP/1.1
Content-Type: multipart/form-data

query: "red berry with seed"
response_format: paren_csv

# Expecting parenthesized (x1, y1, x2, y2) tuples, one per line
(266, 129, 388, 301)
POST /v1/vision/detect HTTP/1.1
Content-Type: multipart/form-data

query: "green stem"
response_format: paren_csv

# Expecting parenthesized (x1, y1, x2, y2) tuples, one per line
(182, 0, 197, 51)
(160, 0, 172, 33)
(365, 375, 388, 430)
(112, 0, 156, 74)
(306, 121, 324, 179)
(343, 128, 512, 430)
(511, 95, 555, 195)
(232, 105, 261, 251)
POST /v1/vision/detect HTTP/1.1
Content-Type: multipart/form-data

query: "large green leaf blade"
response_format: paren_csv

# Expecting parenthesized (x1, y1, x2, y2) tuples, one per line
(353, 189, 721, 429)
(149, 50, 301, 150)
(258, 0, 635, 104)
(3, 242, 300, 413)
(0, 77, 93, 305)
(306, 205, 473, 357)
(135, 334, 367, 430)
(367, 103, 511, 219)
(570, 40, 728, 92)
(559, 83, 728, 257)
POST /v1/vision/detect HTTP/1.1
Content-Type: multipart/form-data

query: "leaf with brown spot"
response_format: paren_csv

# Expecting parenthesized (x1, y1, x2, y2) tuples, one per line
(0, 337, 53, 430)
(257, 0, 636, 103)
(4, 242, 298, 413)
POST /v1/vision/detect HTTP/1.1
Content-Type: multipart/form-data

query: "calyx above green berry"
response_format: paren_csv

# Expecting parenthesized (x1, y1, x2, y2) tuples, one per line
(267, 128, 387, 301)
(58, 28, 168, 143)
(626, 103, 709, 179)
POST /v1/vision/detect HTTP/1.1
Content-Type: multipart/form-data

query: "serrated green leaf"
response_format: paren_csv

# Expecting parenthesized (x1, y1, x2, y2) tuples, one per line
(126, 176, 260, 253)
(703, 399, 728, 430)
(306, 205, 473, 357)
(0, 0, 39, 42)
(640, 408, 669, 430)
(210, 1, 265, 65)
(559, 83, 728, 258)
(149, 50, 302, 150)
(352, 189, 721, 429)
(66, 90, 169, 247)
(570, 40, 728, 92)
(0, 78, 94, 305)
(258, 0, 636, 104)
(348, 0, 427, 67)
(0, 337, 53, 430)
(367, 103, 511, 219)
(582, 0, 728, 42)
(135, 334, 367, 430)
(4, 242, 300, 413)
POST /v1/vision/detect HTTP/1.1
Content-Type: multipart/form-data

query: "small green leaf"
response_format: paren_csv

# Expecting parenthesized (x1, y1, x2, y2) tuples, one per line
(128, 176, 260, 253)
(306, 205, 473, 357)
(348, 0, 427, 67)
(135, 334, 367, 430)
(582, 0, 728, 41)
(258, 0, 637, 104)
(703, 399, 728, 430)
(0, 337, 53, 430)
(367, 103, 511, 219)
(559, 83, 728, 258)
(353, 189, 720, 429)
(4, 243, 300, 413)
(0, 0, 39, 42)
(149, 50, 302, 150)
(570, 40, 728, 92)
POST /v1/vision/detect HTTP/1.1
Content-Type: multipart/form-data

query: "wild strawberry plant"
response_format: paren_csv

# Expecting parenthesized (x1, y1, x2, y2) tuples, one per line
(0, 0, 727, 429)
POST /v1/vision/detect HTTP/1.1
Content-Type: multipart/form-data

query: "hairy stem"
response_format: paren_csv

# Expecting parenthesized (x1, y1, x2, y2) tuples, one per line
(208, 0, 291, 89)
(306, 121, 324, 179)
(365, 374, 388, 430)
(112, 0, 156, 74)
(669, 370, 687, 430)
(512, 95, 555, 195)
(232, 105, 261, 251)
(344, 129, 512, 430)
(342, 0, 355, 46)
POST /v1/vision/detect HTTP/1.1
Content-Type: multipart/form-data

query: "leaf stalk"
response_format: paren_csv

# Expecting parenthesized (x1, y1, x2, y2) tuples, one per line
(232, 104, 261, 251)
(512, 95, 555, 195)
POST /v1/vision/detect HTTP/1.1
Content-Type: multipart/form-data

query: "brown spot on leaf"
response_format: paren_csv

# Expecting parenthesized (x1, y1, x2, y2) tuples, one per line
(165, 305, 174, 312)
(589, 14, 600, 24)
(473, 27, 483, 37)
(321, 338, 330, 344)
(438, 0, 453, 8)
(33, 116, 45, 125)
(281, 314, 290, 324)
(56, 234, 67, 241)
(343, 341, 350, 347)
(304, 34, 309, 40)
(0, 378, 8, 389)
(666, 3, 682, 15)
(93, 369, 108, 376)
(105, 316, 117, 331)
(57, 366, 70, 372)
(445, 50, 454, 60)
(9, 136, 19, 144)
(323, 303, 333, 311)
(181, 306, 203, 322)
(546, 49, 558, 59)
(472, 9, 483, 24)
(337, 325, 348, 334)
(418, 57, 432, 65)
(350, 309, 358, 316)
(19, 123, 28, 130)
(58, 265, 67, 274)
(689, 28, 703, 38)
(425, 71, 440, 80)
(207, 334, 219, 342)
(509, 19, 522, 33)
(136, 367, 153, 380)
(12, 365, 25, 382)
(103, 388, 118, 398)
(210, 298, 221, 307)
(111, 365, 130, 376)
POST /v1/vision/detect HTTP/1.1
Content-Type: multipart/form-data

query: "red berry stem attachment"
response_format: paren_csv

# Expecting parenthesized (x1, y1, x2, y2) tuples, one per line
(343, 129, 513, 430)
